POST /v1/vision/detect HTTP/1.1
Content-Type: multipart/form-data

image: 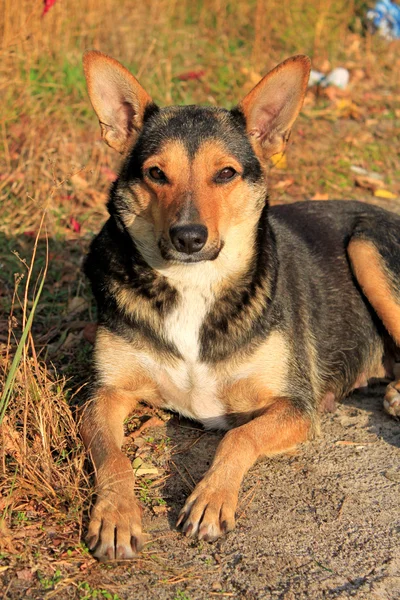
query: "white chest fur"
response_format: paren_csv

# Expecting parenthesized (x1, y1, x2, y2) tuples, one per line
(164, 284, 208, 362)
(155, 279, 228, 429)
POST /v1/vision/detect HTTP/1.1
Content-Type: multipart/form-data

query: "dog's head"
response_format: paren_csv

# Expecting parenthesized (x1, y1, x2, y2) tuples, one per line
(83, 51, 310, 266)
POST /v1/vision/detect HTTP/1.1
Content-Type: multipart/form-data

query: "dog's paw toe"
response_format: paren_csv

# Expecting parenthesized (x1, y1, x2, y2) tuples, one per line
(384, 381, 400, 418)
(87, 494, 144, 561)
(177, 476, 237, 542)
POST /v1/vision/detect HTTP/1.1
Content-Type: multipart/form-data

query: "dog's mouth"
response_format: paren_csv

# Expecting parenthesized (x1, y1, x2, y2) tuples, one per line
(158, 237, 222, 263)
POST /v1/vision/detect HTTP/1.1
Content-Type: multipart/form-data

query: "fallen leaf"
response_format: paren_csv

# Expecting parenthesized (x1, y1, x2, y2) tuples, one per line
(335, 98, 363, 120)
(67, 296, 88, 316)
(17, 569, 34, 581)
(100, 166, 118, 181)
(355, 176, 382, 192)
(2, 418, 22, 460)
(270, 152, 287, 169)
(83, 322, 98, 344)
(60, 332, 80, 350)
(350, 166, 383, 180)
(129, 416, 164, 439)
(70, 173, 88, 189)
(132, 436, 146, 448)
(152, 505, 168, 514)
(0, 520, 17, 553)
(132, 457, 159, 476)
(311, 193, 329, 201)
(176, 70, 206, 81)
(272, 178, 294, 190)
(69, 216, 81, 233)
(374, 189, 397, 199)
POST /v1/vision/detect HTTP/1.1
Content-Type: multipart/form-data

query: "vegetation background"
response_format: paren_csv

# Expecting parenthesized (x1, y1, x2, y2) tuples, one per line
(0, 0, 399, 598)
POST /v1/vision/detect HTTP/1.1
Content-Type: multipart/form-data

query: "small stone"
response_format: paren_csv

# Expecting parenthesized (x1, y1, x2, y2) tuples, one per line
(212, 581, 222, 591)
(134, 437, 146, 448)
(153, 505, 167, 514)
(384, 469, 400, 483)
(213, 553, 221, 564)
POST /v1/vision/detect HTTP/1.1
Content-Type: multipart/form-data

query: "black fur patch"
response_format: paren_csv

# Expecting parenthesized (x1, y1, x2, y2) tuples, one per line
(120, 105, 262, 186)
(199, 202, 279, 362)
(84, 217, 181, 358)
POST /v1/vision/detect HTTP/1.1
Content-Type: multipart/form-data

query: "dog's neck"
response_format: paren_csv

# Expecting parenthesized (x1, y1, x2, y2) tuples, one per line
(125, 213, 263, 296)
(87, 204, 278, 362)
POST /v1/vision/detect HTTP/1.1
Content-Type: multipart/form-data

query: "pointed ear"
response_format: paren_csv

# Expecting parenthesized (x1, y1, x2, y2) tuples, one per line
(83, 50, 154, 153)
(238, 55, 310, 163)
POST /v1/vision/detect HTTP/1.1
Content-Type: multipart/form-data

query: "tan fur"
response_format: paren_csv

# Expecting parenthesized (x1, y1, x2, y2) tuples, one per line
(177, 399, 311, 540)
(220, 331, 289, 412)
(80, 385, 145, 559)
(125, 138, 265, 268)
(95, 326, 290, 430)
(95, 327, 162, 393)
(348, 240, 400, 345)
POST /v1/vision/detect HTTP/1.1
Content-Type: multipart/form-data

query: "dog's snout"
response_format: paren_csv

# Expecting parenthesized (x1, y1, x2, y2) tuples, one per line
(169, 224, 208, 254)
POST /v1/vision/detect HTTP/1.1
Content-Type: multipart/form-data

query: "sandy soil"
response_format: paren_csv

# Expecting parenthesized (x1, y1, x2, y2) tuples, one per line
(99, 382, 400, 600)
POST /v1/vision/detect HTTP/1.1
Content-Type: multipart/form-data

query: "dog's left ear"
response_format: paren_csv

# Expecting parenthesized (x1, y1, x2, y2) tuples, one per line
(83, 50, 154, 153)
(238, 55, 310, 162)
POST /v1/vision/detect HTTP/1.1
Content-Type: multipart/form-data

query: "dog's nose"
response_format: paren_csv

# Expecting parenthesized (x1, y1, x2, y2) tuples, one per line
(169, 224, 208, 254)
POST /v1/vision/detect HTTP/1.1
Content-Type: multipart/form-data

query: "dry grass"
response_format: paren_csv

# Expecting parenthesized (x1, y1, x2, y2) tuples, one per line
(0, 0, 399, 597)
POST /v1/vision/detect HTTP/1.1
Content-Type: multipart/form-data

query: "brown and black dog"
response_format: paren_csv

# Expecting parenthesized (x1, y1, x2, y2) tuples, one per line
(81, 50, 400, 561)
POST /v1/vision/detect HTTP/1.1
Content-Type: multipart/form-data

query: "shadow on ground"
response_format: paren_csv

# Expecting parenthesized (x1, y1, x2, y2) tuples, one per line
(112, 382, 400, 600)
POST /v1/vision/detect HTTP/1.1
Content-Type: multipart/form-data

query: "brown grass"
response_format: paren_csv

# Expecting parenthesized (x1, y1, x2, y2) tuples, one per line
(0, 0, 399, 597)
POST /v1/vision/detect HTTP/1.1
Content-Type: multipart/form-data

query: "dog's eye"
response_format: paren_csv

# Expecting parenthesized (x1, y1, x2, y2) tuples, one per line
(148, 167, 168, 183)
(215, 167, 237, 183)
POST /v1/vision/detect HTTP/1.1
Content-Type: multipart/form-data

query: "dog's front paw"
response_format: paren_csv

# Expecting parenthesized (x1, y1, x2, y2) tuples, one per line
(176, 469, 238, 541)
(86, 490, 144, 561)
(384, 380, 400, 417)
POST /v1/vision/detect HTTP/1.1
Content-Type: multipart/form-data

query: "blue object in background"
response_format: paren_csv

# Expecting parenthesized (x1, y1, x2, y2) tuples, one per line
(367, 0, 400, 40)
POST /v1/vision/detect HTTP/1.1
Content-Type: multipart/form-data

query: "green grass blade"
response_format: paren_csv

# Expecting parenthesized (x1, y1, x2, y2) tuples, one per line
(0, 268, 47, 424)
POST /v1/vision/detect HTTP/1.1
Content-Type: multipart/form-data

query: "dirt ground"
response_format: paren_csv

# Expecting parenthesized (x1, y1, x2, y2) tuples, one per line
(116, 388, 400, 600)
(5, 384, 400, 599)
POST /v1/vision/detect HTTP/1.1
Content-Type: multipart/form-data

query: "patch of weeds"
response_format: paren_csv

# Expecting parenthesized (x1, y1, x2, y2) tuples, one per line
(37, 569, 63, 590)
(154, 497, 167, 506)
(14, 511, 28, 523)
(364, 143, 384, 164)
(78, 581, 121, 600)
(138, 478, 153, 506)
(77, 541, 91, 556)
(173, 591, 191, 600)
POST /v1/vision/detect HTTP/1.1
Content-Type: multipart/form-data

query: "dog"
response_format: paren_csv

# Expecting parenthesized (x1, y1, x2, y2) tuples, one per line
(81, 50, 400, 561)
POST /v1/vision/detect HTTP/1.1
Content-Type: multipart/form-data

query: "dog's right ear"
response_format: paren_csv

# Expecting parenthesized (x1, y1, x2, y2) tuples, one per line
(83, 50, 154, 153)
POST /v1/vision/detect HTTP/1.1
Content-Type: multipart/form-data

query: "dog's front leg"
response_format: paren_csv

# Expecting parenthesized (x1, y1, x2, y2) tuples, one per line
(177, 399, 311, 541)
(81, 386, 144, 560)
